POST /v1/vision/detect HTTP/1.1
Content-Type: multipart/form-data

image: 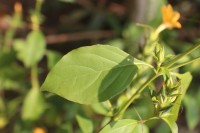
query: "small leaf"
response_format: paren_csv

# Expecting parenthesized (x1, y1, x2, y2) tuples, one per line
(46, 50, 62, 70)
(0, 64, 25, 90)
(0, 98, 8, 128)
(91, 103, 110, 115)
(99, 119, 138, 133)
(7, 97, 22, 118)
(25, 30, 46, 67)
(22, 89, 46, 121)
(183, 94, 199, 130)
(14, 30, 46, 67)
(107, 39, 125, 50)
(0, 50, 16, 68)
(76, 115, 93, 133)
(13, 39, 26, 63)
(41, 45, 138, 104)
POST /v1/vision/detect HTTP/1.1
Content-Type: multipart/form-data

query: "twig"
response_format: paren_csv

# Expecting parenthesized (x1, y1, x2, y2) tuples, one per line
(46, 30, 117, 44)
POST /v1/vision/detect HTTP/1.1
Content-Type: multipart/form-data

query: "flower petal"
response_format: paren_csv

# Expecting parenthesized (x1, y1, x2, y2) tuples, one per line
(161, 4, 181, 29)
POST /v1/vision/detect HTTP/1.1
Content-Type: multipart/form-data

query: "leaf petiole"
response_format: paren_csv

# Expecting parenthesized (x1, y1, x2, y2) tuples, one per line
(31, 65, 40, 89)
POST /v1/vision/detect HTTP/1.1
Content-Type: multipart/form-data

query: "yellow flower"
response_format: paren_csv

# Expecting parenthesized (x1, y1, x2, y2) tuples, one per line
(14, 2, 22, 14)
(162, 4, 181, 29)
(33, 127, 47, 133)
(154, 4, 181, 36)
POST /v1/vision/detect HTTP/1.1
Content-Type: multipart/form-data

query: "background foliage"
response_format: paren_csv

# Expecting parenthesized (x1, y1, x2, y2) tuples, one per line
(0, 0, 200, 133)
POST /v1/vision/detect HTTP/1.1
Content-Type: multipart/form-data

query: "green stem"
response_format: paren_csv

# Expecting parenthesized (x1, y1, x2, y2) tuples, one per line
(113, 72, 161, 120)
(164, 44, 200, 68)
(31, 0, 43, 30)
(3, 9, 22, 51)
(35, 0, 43, 14)
(31, 65, 39, 89)
(136, 23, 154, 30)
(3, 28, 14, 51)
(169, 56, 200, 70)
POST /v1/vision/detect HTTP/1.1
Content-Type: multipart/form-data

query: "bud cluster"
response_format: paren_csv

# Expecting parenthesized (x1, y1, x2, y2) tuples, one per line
(151, 75, 181, 116)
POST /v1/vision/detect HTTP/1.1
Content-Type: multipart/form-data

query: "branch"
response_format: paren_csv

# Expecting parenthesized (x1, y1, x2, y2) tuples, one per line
(46, 30, 117, 44)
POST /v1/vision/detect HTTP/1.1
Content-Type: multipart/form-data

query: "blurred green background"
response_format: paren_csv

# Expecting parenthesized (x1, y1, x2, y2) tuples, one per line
(0, 0, 200, 133)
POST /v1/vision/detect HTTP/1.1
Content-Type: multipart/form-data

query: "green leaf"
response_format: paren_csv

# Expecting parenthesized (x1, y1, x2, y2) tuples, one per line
(46, 50, 62, 70)
(22, 89, 46, 121)
(99, 119, 138, 133)
(132, 123, 149, 133)
(183, 94, 199, 130)
(76, 115, 93, 133)
(197, 89, 200, 106)
(159, 72, 192, 133)
(161, 118, 178, 133)
(107, 39, 125, 50)
(7, 97, 22, 118)
(14, 30, 46, 67)
(41, 45, 138, 104)
(91, 103, 111, 116)
(13, 39, 26, 62)
(57, 123, 73, 133)
(0, 98, 8, 128)
(0, 50, 16, 68)
(155, 120, 171, 133)
(167, 72, 192, 121)
(24, 30, 46, 67)
(0, 64, 25, 90)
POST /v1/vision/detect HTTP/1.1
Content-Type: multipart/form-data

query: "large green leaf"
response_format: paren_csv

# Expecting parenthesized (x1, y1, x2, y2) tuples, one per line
(14, 30, 46, 67)
(41, 45, 137, 104)
(99, 119, 138, 133)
